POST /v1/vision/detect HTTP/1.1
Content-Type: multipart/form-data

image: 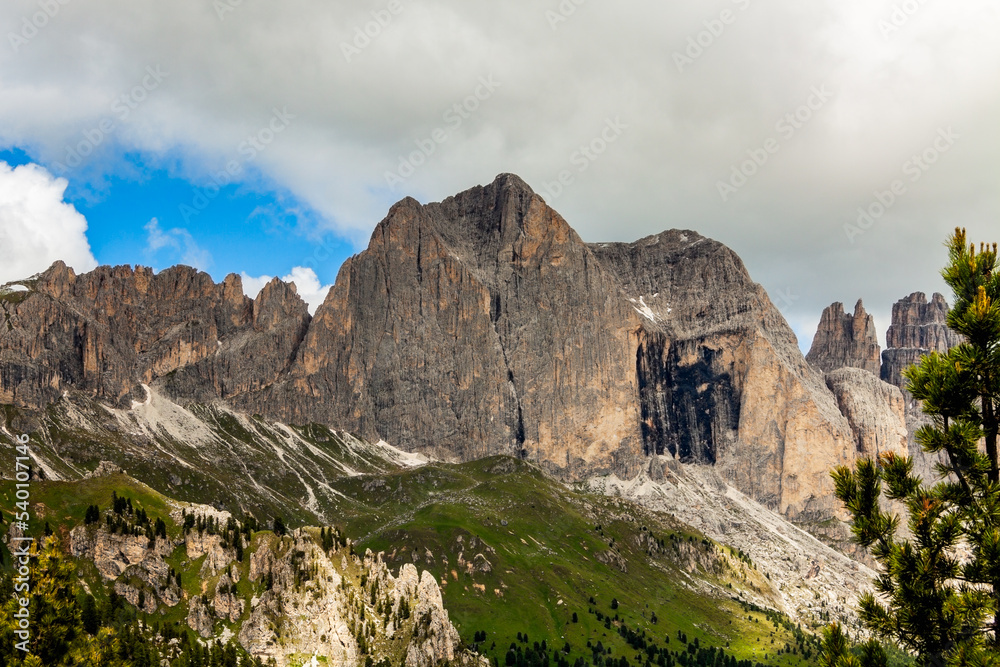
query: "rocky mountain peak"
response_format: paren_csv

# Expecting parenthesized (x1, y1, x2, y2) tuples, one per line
(253, 277, 309, 331)
(879, 291, 963, 483)
(805, 299, 881, 375)
(492, 171, 534, 191)
(34, 260, 77, 299)
(0, 174, 897, 520)
(881, 291, 960, 387)
(0, 260, 308, 409)
(418, 173, 568, 283)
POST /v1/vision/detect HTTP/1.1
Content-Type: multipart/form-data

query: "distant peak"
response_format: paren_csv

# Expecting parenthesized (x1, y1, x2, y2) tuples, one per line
(489, 173, 535, 195)
(825, 302, 846, 317)
(807, 298, 881, 375)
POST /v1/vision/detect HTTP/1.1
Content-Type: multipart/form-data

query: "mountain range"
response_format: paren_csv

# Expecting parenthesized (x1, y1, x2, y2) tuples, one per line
(0, 173, 956, 666)
(2, 173, 929, 515)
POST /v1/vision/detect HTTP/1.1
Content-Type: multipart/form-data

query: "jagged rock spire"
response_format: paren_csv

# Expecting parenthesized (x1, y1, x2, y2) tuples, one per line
(881, 292, 961, 388)
(806, 299, 881, 376)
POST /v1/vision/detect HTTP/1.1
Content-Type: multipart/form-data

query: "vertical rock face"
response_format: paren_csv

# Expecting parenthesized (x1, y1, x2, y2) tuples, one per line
(824, 368, 907, 459)
(0, 263, 309, 408)
(258, 174, 647, 478)
(803, 300, 907, 477)
(590, 232, 856, 517)
(806, 300, 881, 375)
(880, 292, 963, 482)
(880, 292, 961, 388)
(0, 174, 884, 517)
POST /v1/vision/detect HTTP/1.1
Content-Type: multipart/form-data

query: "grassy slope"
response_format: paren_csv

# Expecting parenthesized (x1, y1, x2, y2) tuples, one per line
(0, 447, 823, 666)
(326, 457, 819, 667)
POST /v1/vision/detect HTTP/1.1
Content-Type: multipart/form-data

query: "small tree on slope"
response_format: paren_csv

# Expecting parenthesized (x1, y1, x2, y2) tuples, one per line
(827, 228, 1000, 667)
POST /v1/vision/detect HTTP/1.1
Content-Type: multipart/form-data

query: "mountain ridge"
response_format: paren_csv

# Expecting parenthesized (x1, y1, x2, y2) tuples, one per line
(1, 173, 898, 521)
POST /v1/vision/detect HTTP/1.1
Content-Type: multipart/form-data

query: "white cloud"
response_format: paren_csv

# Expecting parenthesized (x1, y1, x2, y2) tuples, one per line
(143, 217, 211, 270)
(1, 0, 999, 340)
(240, 266, 332, 315)
(0, 161, 98, 283)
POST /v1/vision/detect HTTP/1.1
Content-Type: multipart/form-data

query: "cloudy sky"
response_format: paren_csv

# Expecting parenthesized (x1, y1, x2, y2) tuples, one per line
(1, 0, 998, 347)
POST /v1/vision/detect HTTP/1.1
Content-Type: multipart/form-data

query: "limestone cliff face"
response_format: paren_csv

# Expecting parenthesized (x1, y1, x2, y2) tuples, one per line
(0, 263, 308, 409)
(880, 292, 963, 482)
(806, 300, 881, 375)
(0, 174, 884, 517)
(881, 292, 960, 388)
(824, 368, 907, 459)
(258, 174, 645, 477)
(591, 232, 857, 517)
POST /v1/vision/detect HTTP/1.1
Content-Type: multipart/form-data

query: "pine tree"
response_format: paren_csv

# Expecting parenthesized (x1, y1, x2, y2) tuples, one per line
(85, 504, 100, 525)
(829, 229, 1000, 666)
(81, 594, 99, 636)
(0, 536, 124, 665)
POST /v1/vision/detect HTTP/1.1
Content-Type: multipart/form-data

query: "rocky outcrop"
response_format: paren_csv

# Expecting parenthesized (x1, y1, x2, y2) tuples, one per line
(69, 522, 184, 620)
(880, 292, 960, 388)
(406, 570, 464, 667)
(0, 263, 308, 409)
(824, 367, 907, 459)
(115, 577, 161, 614)
(69, 524, 174, 580)
(880, 292, 963, 482)
(240, 533, 478, 667)
(85, 461, 125, 478)
(0, 174, 880, 518)
(806, 300, 881, 375)
(185, 529, 234, 578)
(213, 572, 244, 623)
(66, 495, 478, 666)
(187, 596, 215, 638)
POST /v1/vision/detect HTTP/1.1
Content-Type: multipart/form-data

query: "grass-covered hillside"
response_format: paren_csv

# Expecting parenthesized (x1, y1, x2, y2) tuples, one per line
(0, 390, 849, 667)
(0, 454, 830, 666)
(325, 456, 822, 667)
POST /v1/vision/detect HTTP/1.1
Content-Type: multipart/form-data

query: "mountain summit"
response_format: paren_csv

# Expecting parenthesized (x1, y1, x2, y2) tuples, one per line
(806, 299, 881, 375)
(1, 174, 892, 517)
